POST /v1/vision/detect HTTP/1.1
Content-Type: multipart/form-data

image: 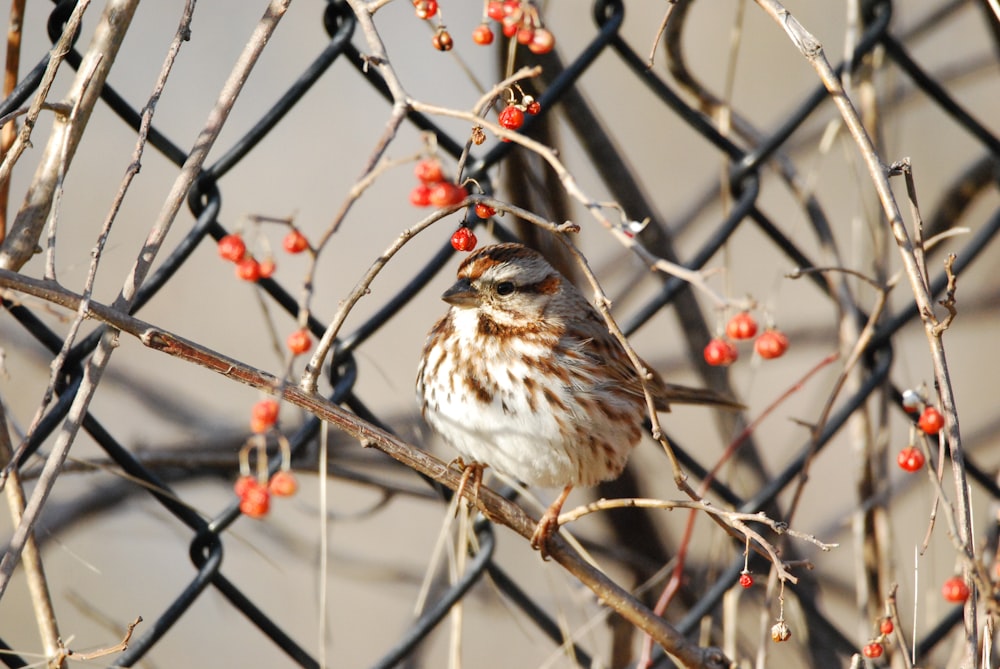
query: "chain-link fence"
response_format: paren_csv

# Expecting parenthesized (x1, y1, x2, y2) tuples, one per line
(1, 0, 999, 667)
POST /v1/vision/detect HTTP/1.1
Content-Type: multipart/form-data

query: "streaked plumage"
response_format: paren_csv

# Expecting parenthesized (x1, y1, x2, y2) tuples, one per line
(417, 243, 737, 552)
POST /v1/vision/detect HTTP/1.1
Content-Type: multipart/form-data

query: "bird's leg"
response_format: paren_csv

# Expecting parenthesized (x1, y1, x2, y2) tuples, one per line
(531, 485, 573, 559)
(454, 460, 488, 516)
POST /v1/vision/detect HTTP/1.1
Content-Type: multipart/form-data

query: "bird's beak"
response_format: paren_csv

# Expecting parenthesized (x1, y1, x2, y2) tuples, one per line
(441, 278, 479, 307)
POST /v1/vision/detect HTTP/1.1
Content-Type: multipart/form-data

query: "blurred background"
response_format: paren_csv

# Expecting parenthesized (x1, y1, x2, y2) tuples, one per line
(1, 1, 999, 667)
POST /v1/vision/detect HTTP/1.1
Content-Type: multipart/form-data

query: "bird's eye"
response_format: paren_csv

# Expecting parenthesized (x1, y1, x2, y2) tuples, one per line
(495, 281, 516, 296)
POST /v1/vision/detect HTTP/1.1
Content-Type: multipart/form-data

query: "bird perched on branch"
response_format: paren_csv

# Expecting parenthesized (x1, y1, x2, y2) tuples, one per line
(417, 242, 739, 556)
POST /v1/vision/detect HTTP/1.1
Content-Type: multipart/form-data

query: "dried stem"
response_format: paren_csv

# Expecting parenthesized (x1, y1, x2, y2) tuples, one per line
(56, 616, 142, 663)
(884, 585, 915, 669)
(0, 0, 89, 196)
(646, 1, 680, 68)
(558, 496, 837, 578)
(0, 0, 26, 241)
(0, 0, 122, 272)
(0, 399, 62, 666)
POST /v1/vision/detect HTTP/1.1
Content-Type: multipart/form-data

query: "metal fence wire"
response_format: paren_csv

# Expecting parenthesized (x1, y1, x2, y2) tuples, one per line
(1, 0, 999, 667)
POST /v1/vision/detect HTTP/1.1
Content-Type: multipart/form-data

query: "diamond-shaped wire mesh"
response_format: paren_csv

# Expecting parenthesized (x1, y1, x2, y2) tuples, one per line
(1, 1, 999, 667)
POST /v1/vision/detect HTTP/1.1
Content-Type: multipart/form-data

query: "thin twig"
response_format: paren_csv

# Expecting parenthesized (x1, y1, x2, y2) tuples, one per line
(0, 399, 62, 666)
(0, 0, 26, 242)
(57, 616, 142, 662)
(934, 253, 958, 335)
(885, 585, 915, 669)
(559, 497, 835, 550)
(646, 0, 680, 68)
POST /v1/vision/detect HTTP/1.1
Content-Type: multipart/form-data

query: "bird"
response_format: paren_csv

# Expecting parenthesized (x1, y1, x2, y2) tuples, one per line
(416, 242, 739, 556)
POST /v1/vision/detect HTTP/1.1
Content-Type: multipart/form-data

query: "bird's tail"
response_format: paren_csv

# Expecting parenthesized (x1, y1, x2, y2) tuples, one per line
(658, 383, 744, 411)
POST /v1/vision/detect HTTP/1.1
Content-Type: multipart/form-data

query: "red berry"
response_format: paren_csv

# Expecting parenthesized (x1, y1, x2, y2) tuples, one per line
(414, 0, 437, 19)
(268, 470, 298, 497)
(283, 229, 309, 254)
(410, 183, 432, 207)
(251, 399, 279, 433)
(235, 257, 262, 282)
(217, 234, 247, 262)
(528, 27, 555, 54)
(501, 17, 519, 38)
(941, 576, 970, 603)
(704, 338, 738, 366)
(472, 23, 494, 45)
(257, 258, 275, 279)
(239, 482, 270, 518)
(896, 445, 925, 472)
(474, 203, 496, 218)
(234, 475, 256, 497)
(432, 29, 453, 51)
(918, 406, 944, 435)
(429, 182, 467, 207)
(414, 159, 444, 184)
(286, 329, 312, 355)
(451, 227, 477, 252)
(755, 328, 789, 359)
(486, 1, 504, 21)
(739, 572, 753, 589)
(516, 27, 534, 44)
(498, 105, 525, 130)
(502, 0, 522, 19)
(525, 100, 541, 115)
(862, 642, 883, 659)
(880, 618, 894, 635)
(725, 311, 758, 340)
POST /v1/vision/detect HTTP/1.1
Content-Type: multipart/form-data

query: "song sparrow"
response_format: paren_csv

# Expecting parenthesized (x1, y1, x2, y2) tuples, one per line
(416, 243, 738, 555)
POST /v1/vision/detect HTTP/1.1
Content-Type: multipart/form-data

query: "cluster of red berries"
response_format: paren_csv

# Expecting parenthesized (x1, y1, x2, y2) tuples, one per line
(703, 311, 789, 366)
(410, 159, 468, 209)
(861, 618, 895, 659)
(218, 233, 272, 282)
(217, 227, 314, 357)
(234, 470, 298, 518)
(217, 228, 309, 282)
(235, 398, 299, 518)
(860, 580, 971, 659)
(475, 1, 555, 53)
(895, 390, 945, 473)
(449, 203, 498, 252)
(496, 92, 541, 142)
(901, 388, 944, 434)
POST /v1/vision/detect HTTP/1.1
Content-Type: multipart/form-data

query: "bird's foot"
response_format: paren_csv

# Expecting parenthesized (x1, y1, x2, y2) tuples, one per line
(454, 460, 491, 519)
(530, 485, 574, 560)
